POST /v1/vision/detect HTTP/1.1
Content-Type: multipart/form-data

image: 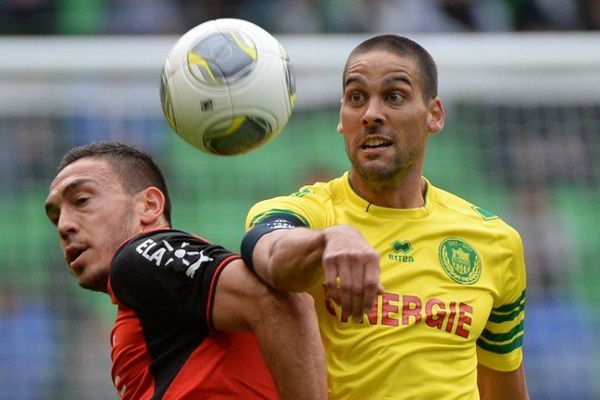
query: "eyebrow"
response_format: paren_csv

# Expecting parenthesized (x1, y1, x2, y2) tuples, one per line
(344, 74, 413, 89)
(383, 74, 413, 88)
(44, 178, 95, 218)
(344, 75, 366, 88)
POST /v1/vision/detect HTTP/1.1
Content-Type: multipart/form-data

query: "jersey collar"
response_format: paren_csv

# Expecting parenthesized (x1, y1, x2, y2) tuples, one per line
(339, 172, 435, 219)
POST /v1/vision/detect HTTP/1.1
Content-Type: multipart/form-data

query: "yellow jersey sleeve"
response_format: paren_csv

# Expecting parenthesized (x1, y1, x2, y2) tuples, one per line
(245, 184, 330, 231)
(476, 227, 527, 372)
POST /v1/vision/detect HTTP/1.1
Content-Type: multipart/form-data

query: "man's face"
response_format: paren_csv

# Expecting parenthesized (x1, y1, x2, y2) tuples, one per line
(45, 157, 140, 292)
(339, 50, 443, 186)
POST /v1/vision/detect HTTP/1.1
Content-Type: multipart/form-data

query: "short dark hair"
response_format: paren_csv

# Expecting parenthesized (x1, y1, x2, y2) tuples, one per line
(343, 34, 438, 101)
(58, 141, 172, 224)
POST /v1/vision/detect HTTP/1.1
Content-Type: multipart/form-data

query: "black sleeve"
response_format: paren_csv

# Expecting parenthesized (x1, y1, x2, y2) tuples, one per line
(110, 229, 239, 330)
(241, 213, 306, 271)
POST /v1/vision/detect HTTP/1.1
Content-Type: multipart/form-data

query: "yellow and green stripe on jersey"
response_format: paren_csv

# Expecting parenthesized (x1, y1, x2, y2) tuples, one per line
(477, 290, 526, 371)
(246, 172, 527, 400)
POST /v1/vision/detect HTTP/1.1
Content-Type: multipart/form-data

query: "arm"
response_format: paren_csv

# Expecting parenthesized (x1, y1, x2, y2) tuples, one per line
(212, 259, 327, 400)
(478, 229, 529, 400)
(478, 364, 529, 400)
(246, 224, 381, 320)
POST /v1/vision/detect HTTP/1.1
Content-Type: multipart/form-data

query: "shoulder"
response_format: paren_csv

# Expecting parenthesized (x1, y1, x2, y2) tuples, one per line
(111, 228, 238, 281)
(246, 174, 345, 229)
(294, 174, 346, 200)
(274, 175, 342, 205)
(432, 184, 522, 243)
(109, 229, 241, 319)
(113, 229, 206, 268)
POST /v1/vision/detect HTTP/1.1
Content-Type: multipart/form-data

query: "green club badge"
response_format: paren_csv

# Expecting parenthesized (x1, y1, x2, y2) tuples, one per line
(438, 238, 481, 285)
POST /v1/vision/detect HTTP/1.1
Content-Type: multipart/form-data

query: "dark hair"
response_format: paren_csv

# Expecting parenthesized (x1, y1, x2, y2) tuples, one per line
(343, 34, 438, 101)
(58, 141, 172, 224)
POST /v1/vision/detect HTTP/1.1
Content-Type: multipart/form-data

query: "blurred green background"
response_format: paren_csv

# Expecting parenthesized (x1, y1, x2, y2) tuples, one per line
(2, 103, 599, 399)
(2, 1, 600, 398)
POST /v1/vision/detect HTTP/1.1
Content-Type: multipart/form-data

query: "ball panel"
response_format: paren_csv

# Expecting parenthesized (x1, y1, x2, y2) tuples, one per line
(159, 62, 177, 131)
(204, 115, 271, 155)
(187, 30, 257, 86)
(281, 47, 296, 110)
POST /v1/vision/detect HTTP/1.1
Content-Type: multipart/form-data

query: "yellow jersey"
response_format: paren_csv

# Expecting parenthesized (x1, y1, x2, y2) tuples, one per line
(246, 173, 526, 400)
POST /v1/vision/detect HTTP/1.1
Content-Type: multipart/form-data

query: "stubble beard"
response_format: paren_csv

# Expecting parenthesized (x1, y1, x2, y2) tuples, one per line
(349, 146, 415, 188)
(79, 202, 138, 293)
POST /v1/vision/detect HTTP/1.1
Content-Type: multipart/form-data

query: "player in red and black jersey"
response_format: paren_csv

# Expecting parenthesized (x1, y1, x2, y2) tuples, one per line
(109, 229, 276, 399)
(44, 142, 326, 400)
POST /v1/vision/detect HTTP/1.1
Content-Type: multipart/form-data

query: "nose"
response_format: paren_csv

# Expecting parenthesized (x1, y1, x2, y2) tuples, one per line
(58, 209, 78, 241)
(361, 98, 384, 127)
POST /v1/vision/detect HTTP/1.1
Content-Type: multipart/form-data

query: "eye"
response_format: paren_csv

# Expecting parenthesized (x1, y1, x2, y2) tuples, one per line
(348, 90, 366, 104)
(388, 91, 404, 104)
(75, 197, 89, 206)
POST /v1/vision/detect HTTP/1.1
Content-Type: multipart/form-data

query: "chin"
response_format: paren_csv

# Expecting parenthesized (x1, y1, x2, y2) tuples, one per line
(79, 280, 108, 293)
(357, 163, 399, 183)
(77, 271, 109, 293)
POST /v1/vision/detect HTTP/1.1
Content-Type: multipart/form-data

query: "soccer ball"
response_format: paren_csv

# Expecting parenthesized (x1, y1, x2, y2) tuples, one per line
(160, 18, 296, 155)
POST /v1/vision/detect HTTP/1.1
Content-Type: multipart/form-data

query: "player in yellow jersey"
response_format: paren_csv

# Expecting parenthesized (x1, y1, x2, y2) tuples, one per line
(241, 35, 529, 400)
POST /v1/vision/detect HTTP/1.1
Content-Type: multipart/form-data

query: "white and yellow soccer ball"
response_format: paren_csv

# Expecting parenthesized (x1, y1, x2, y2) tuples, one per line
(160, 18, 296, 155)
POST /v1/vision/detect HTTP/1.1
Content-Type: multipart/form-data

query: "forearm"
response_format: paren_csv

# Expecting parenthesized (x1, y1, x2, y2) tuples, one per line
(252, 227, 326, 291)
(252, 291, 327, 400)
(246, 223, 381, 319)
(478, 364, 529, 400)
(213, 261, 327, 399)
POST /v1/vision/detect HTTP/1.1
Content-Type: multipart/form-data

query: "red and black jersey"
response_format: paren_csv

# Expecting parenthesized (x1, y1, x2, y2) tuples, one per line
(107, 229, 277, 400)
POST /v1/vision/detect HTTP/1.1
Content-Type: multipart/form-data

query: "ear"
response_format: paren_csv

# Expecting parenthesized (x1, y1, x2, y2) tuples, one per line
(427, 97, 445, 135)
(138, 187, 166, 226)
(337, 98, 344, 134)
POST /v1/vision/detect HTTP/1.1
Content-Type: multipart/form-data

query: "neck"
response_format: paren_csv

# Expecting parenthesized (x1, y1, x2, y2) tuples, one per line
(141, 218, 170, 233)
(349, 171, 426, 209)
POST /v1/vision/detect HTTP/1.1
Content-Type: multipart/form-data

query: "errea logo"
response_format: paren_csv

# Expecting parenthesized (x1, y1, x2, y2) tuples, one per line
(388, 240, 415, 263)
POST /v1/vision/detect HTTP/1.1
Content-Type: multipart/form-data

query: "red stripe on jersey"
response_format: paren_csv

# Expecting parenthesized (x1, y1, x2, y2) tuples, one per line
(162, 331, 277, 399)
(205, 254, 240, 330)
(110, 304, 156, 400)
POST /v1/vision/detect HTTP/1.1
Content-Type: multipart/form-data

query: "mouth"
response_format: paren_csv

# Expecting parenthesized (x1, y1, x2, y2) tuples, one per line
(65, 245, 87, 267)
(360, 137, 393, 151)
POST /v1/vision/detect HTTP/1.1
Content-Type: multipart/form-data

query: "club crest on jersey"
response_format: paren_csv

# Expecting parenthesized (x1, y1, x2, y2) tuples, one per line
(438, 238, 481, 284)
